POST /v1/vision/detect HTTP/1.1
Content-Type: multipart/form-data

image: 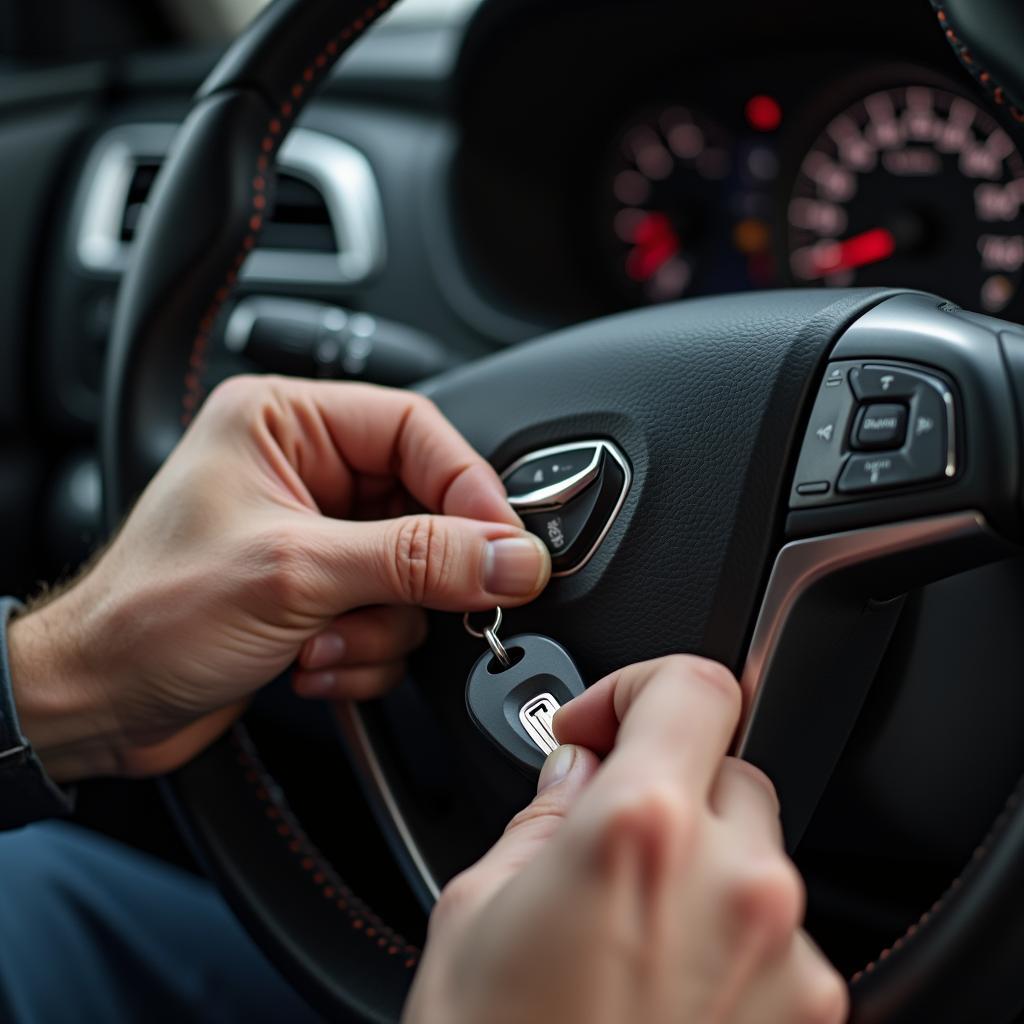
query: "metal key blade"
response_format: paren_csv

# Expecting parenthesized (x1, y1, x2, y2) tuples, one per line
(465, 632, 586, 773)
(519, 693, 561, 755)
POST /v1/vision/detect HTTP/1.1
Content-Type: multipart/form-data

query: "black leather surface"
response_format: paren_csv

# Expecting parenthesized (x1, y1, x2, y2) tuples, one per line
(849, 772, 1024, 1023)
(421, 290, 899, 675)
(933, 0, 1024, 115)
(104, 0, 399, 514)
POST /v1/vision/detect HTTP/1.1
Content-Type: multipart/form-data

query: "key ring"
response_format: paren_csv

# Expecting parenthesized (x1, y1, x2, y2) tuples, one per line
(462, 607, 511, 669)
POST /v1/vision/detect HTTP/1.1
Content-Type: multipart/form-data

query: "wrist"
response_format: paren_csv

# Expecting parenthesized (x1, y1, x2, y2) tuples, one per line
(7, 592, 120, 783)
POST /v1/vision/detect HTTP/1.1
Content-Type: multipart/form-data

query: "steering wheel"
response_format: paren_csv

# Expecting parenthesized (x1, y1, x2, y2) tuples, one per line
(101, 0, 1024, 1021)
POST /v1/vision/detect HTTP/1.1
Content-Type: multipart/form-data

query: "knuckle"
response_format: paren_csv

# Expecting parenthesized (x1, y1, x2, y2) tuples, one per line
(727, 855, 806, 952)
(432, 870, 482, 931)
(408, 391, 439, 417)
(669, 654, 742, 717)
(251, 528, 310, 607)
(794, 965, 849, 1024)
(591, 783, 697, 870)
(391, 515, 452, 603)
(724, 757, 781, 813)
(205, 373, 263, 416)
(503, 795, 568, 839)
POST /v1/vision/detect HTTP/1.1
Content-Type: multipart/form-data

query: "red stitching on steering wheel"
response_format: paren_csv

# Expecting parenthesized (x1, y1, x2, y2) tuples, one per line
(931, 2, 1024, 125)
(180, 0, 397, 427)
(232, 726, 421, 968)
(176, 0, 415, 962)
(848, 772, 1024, 985)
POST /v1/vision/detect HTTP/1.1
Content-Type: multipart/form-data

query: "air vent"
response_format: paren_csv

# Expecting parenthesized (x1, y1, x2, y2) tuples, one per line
(118, 160, 337, 253)
(120, 161, 160, 243)
(74, 124, 384, 285)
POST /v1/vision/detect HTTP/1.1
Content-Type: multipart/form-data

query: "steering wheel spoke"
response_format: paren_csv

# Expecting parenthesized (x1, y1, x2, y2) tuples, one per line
(739, 293, 1024, 847)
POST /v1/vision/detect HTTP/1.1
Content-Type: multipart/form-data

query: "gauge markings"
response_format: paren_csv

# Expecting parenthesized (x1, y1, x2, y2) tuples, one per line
(788, 85, 1024, 312)
(607, 106, 732, 303)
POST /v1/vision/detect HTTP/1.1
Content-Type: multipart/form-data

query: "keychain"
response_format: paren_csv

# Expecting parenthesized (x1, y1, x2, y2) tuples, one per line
(463, 607, 587, 773)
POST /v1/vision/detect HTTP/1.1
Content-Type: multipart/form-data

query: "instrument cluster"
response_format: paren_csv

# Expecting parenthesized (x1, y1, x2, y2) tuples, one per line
(600, 70, 1024, 317)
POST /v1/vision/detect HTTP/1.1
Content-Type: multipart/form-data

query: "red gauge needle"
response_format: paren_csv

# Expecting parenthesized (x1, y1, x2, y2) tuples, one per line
(805, 226, 896, 279)
(626, 212, 680, 281)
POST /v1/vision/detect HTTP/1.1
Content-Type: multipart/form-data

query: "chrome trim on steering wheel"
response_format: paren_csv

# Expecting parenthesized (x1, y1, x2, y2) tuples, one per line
(736, 510, 990, 754)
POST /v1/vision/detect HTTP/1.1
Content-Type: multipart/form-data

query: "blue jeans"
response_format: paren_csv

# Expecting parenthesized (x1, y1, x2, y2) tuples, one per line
(0, 822, 321, 1023)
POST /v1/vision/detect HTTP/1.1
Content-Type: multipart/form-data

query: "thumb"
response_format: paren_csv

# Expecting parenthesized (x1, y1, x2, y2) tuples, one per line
(309, 513, 552, 612)
(444, 745, 600, 921)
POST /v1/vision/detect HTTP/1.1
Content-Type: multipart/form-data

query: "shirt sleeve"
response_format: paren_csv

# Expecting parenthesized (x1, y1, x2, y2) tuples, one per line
(0, 597, 75, 829)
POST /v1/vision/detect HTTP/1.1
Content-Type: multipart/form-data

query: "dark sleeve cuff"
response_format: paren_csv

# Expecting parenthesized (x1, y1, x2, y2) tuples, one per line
(0, 597, 75, 830)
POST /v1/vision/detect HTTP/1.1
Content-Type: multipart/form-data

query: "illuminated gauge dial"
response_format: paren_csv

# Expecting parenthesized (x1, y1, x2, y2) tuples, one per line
(787, 85, 1024, 314)
(607, 107, 733, 304)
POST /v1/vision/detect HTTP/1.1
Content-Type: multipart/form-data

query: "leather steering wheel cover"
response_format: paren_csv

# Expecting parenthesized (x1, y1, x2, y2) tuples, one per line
(102, 2, 422, 1021)
(100, 0, 1024, 1020)
(848, 771, 1024, 1022)
(932, 1, 1024, 118)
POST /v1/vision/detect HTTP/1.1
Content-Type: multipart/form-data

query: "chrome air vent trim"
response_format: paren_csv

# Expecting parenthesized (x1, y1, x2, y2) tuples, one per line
(72, 123, 386, 286)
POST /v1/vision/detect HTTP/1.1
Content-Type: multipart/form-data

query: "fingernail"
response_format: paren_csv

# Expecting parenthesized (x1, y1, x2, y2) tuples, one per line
(294, 671, 337, 698)
(483, 536, 549, 596)
(305, 633, 346, 669)
(538, 744, 576, 793)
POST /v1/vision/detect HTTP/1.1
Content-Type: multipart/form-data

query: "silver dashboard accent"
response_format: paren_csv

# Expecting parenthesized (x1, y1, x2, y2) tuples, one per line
(72, 124, 386, 285)
(334, 701, 443, 903)
(501, 440, 632, 578)
(735, 510, 988, 755)
(519, 693, 562, 755)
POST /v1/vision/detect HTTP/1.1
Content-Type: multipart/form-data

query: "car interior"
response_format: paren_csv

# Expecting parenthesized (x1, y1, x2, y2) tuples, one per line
(4, 0, 1024, 1020)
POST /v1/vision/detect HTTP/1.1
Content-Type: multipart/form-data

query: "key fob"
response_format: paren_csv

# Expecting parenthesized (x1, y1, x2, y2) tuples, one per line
(465, 633, 586, 773)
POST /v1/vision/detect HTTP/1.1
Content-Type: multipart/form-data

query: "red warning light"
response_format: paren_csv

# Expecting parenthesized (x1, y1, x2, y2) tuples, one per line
(745, 94, 782, 132)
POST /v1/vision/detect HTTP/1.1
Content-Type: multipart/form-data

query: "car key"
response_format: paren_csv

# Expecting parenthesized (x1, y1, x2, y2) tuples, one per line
(464, 608, 586, 773)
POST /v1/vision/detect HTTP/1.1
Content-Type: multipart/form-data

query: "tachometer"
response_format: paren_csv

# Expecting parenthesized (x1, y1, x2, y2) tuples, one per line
(787, 85, 1024, 313)
(606, 106, 733, 304)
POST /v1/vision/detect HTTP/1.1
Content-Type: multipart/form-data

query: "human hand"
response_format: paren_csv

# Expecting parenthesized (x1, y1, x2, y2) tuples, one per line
(405, 656, 847, 1024)
(9, 376, 550, 781)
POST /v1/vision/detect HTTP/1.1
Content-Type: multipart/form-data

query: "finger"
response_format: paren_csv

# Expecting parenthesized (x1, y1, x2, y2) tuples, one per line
(710, 758, 782, 843)
(221, 378, 521, 526)
(118, 702, 246, 778)
(733, 931, 848, 1024)
(302, 513, 551, 612)
(292, 659, 406, 701)
(554, 655, 742, 797)
(439, 745, 601, 921)
(298, 606, 427, 670)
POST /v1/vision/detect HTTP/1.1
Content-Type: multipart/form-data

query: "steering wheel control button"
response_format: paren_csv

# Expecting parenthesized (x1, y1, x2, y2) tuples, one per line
(795, 481, 830, 496)
(791, 359, 957, 508)
(789, 360, 858, 508)
(503, 446, 598, 502)
(521, 476, 601, 563)
(849, 365, 919, 400)
(503, 441, 631, 575)
(465, 633, 587, 773)
(851, 402, 908, 450)
(837, 453, 916, 493)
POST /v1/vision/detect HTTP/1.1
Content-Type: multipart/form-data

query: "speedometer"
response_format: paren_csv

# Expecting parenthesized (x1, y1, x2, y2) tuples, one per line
(786, 85, 1024, 314)
(606, 106, 733, 304)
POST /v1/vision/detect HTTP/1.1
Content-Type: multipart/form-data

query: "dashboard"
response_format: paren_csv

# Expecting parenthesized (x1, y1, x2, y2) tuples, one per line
(0, 0, 1023, 984)
(453, 0, 1024, 327)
